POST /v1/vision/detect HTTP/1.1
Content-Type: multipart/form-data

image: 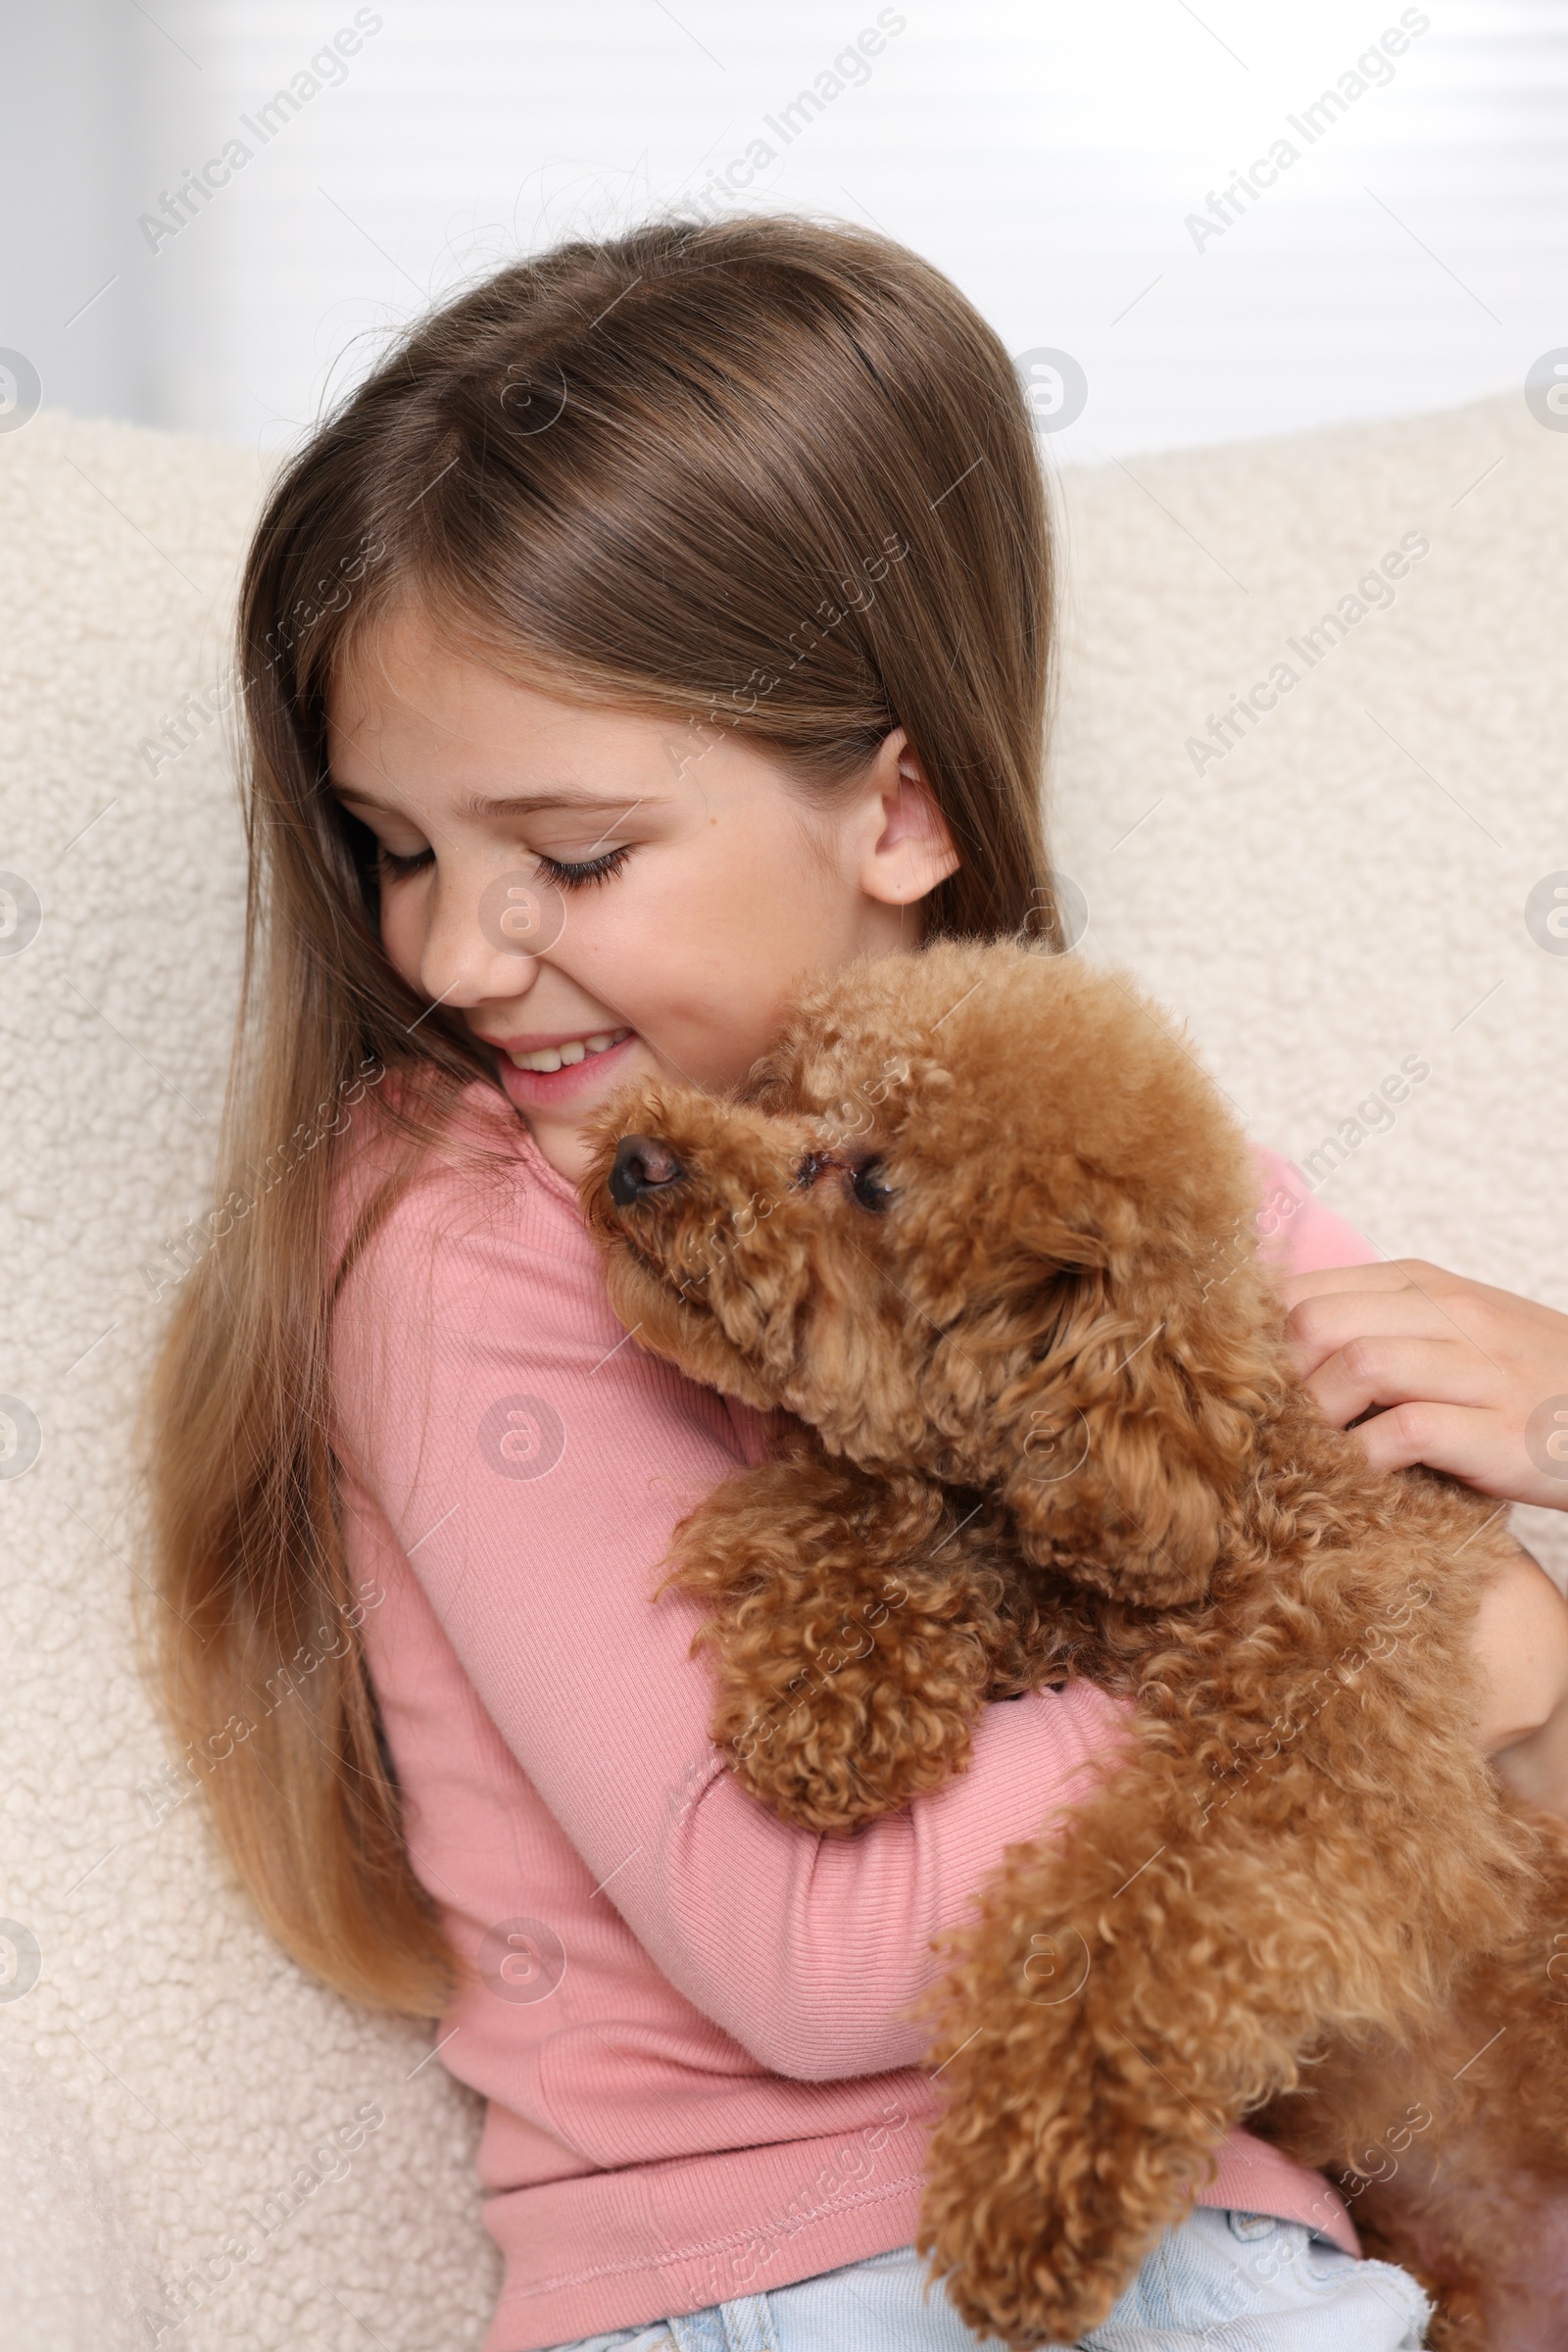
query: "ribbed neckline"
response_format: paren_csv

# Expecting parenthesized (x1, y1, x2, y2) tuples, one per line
(456, 1073, 604, 1223)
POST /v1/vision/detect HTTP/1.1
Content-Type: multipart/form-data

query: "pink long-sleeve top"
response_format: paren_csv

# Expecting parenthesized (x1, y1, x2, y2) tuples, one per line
(326, 1076, 1380, 2352)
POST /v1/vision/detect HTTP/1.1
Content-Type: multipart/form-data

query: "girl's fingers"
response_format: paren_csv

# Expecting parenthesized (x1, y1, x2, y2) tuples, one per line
(1346, 1396, 1537, 1501)
(1272, 1260, 1423, 1298)
(1254, 1256, 1568, 1507)
(1275, 1258, 1568, 1341)
(1282, 1286, 1486, 1384)
(1299, 1334, 1503, 1434)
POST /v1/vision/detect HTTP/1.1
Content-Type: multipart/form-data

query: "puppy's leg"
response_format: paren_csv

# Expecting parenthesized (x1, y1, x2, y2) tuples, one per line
(914, 1778, 1248, 2348)
(912, 1788, 1466, 2347)
(664, 1444, 1019, 1833)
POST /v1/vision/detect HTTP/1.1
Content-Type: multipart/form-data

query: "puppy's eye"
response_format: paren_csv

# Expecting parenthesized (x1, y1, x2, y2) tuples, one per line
(851, 1158, 895, 1212)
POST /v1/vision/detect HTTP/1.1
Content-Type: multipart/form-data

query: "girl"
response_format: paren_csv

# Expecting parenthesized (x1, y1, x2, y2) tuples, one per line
(142, 213, 1568, 2351)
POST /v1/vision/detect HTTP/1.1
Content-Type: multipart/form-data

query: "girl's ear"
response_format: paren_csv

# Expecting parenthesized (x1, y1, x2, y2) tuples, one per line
(858, 729, 960, 907)
(998, 1249, 1281, 1609)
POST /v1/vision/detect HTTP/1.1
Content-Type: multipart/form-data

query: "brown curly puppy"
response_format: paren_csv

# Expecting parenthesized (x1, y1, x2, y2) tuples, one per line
(578, 937, 1568, 2350)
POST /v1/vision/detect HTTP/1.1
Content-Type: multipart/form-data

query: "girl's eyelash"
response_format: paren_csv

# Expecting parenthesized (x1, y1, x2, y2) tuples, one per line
(374, 844, 632, 891)
(534, 845, 632, 892)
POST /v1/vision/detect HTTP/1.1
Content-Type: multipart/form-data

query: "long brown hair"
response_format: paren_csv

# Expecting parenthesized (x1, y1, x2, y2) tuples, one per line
(137, 210, 1064, 2018)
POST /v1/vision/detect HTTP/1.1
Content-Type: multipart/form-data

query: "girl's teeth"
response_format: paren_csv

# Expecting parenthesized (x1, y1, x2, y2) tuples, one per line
(510, 1026, 630, 1073)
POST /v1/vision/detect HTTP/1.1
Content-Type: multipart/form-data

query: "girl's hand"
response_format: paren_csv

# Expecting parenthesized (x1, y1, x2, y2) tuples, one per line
(1273, 1257, 1568, 1816)
(1274, 1258, 1568, 1511)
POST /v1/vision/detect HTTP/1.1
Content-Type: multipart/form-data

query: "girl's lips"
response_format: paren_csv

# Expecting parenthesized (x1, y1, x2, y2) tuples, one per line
(492, 1028, 640, 1110)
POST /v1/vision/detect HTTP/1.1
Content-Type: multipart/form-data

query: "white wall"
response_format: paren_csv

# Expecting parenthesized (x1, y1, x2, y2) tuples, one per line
(4, 0, 1567, 461)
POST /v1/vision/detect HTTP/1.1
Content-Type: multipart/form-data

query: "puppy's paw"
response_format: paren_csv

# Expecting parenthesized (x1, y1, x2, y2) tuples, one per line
(669, 1451, 1018, 1831)
(715, 1603, 994, 1832)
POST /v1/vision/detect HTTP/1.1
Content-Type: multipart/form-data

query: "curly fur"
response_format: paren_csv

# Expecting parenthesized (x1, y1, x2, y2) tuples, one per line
(578, 938, 1568, 2350)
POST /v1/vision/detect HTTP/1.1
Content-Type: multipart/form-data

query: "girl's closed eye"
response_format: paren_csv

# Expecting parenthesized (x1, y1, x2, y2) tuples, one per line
(374, 842, 632, 891)
(376, 843, 434, 879)
(534, 844, 632, 891)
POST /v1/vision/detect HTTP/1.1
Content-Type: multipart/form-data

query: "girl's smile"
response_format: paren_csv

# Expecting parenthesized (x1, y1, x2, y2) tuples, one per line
(484, 1024, 637, 1111)
(326, 606, 959, 1181)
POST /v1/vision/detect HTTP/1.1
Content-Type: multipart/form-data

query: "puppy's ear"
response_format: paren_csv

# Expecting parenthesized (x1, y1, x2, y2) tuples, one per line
(997, 1230, 1283, 1607)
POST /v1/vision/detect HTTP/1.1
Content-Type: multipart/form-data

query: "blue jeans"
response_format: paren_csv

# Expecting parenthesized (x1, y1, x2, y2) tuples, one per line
(541, 2206, 1432, 2348)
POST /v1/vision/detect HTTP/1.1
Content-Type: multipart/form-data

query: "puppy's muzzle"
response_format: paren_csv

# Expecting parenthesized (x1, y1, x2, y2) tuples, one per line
(609, 1134, 686, 1206)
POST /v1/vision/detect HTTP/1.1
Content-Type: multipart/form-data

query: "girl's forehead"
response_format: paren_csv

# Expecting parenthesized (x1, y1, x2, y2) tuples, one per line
(327, 619, 625, 771)
(323, 628, 771, 825)
(325, 618, 812, 813)
(328, 605, 559, 730)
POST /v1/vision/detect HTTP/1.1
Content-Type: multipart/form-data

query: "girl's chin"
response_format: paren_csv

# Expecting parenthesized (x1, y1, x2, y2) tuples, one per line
(493, 1029, 642, 1114)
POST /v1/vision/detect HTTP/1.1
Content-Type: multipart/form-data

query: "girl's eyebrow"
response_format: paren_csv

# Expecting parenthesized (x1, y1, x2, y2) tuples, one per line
(466, 790, 655, 820)
(331, 783, 654, 820)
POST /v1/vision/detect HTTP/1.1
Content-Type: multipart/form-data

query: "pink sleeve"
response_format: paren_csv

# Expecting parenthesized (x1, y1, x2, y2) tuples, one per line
(1249, 1143, 1381, 1275)
(329, 1169, 1133, 2085)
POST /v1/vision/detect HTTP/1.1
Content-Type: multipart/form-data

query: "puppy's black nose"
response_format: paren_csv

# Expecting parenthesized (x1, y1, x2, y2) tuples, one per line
(610, 1134, 685, 1206)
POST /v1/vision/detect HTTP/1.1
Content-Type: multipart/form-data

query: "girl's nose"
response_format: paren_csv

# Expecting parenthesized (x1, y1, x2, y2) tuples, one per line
(418, 867, 557, 1008)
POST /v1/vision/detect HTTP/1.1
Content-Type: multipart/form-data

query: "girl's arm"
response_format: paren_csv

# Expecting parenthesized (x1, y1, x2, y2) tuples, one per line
(1259, 1175, 1568, 1811)
(335, 1146, 1561, 2085)
(1468, 1550, 1568, 1808)
(330, 1179, 1133, 2084)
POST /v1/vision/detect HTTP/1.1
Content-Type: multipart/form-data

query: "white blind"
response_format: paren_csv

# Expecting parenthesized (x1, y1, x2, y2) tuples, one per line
(7, 0, 1568, 458)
